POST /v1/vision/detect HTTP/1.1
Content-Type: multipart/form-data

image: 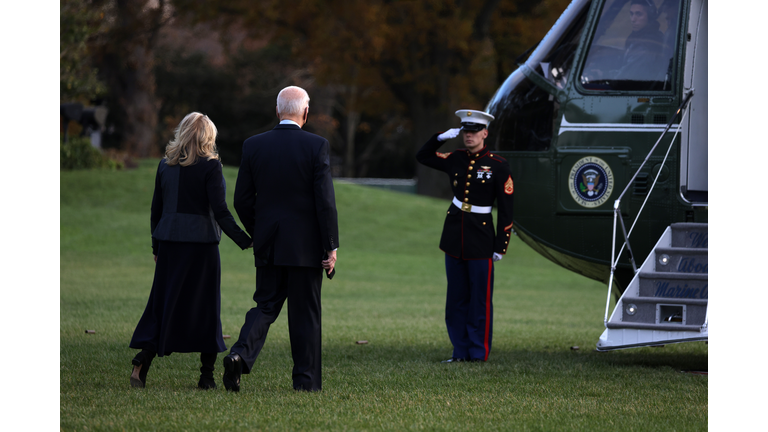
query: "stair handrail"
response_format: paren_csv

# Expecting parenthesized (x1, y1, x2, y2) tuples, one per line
(604, 90, 695, 326)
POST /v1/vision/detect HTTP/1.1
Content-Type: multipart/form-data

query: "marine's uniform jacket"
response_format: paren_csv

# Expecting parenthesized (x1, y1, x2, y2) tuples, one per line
(417, 133, 514, 260)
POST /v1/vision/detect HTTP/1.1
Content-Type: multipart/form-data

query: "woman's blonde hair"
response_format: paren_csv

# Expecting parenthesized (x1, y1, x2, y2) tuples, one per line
(164, 112, 220, 166)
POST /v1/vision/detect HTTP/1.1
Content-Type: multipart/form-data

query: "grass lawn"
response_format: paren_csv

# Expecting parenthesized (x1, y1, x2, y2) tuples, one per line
(59, 159, 707, 430)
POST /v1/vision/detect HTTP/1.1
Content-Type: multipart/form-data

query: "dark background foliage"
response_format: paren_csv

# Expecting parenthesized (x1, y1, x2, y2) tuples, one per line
(60, 0, 569, 194)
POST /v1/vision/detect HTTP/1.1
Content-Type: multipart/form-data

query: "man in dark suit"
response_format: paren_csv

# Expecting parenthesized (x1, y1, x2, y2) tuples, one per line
(225, 86, 339, 392)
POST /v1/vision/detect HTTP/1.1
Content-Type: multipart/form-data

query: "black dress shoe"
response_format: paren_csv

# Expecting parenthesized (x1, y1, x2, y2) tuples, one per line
(222, 353, 242, 392)
(198, 352, 217, 390)
(441, 357, 467, 363)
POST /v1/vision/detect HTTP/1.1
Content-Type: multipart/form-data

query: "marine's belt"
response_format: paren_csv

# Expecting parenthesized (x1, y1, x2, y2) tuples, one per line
(452, 197, 492, 214)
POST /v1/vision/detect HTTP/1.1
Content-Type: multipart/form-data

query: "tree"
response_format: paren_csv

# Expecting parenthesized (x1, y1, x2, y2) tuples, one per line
(169, 0, 569, 194)
(153, 41, 313, 165)
(60, 0, 107, 103)
(89, 0, 170, 157)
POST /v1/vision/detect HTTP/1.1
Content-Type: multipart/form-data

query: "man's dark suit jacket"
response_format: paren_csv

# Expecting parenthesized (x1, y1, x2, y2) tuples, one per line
(234, 123, 339, 268)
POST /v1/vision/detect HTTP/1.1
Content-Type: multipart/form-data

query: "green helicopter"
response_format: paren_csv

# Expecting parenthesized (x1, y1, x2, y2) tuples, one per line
(486, 0, 707, 350)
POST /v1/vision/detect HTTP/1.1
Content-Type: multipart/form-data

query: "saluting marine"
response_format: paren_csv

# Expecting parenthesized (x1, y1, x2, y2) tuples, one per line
(416, 109, 514, 363)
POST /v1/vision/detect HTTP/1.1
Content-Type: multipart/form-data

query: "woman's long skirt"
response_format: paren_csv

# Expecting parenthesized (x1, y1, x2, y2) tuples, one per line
(129, 241, 227, 356)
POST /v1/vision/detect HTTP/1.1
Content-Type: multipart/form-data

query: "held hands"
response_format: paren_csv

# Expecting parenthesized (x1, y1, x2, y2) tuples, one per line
(493, 253, 502, 262)
(437, 128, 461, 142)
(322, 250, 337, 274)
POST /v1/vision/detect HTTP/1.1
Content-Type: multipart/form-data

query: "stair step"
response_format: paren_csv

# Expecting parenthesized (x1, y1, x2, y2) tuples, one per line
(670, 222, 708, 248)
(606, 322, 703, 332)
(618, 296, 707, 326)
(638, 271, 708, 299)
(599, 223, 709, 350)
(621, 296, 708, 306)
(654, 247, 708, 274)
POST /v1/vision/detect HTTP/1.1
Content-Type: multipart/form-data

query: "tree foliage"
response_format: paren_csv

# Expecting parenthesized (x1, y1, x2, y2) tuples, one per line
(87, 0, 170, 157)
(171, 0, 569, 195)
(154, 43, 306, 165)
(61, 0, 570, 187)
(60, 0, 107, 102)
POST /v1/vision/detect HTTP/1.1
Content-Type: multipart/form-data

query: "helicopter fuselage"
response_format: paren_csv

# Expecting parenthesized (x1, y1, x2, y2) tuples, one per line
(486, 0, 708, 293)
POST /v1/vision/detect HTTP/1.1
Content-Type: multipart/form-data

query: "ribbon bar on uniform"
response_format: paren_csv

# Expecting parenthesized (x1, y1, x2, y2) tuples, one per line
(452, 197, 492, 214)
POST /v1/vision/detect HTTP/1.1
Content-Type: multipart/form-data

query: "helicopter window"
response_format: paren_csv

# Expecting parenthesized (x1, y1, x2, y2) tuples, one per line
(488, 73, 558, 152)
(580, 0, 681, 91)
(487, 0, 590, 152)
(526, 0, 589, 89)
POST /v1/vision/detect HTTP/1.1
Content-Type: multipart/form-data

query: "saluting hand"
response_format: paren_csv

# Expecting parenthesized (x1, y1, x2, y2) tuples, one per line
(437, 128, 461, 142)
(322, 250, 337, 274)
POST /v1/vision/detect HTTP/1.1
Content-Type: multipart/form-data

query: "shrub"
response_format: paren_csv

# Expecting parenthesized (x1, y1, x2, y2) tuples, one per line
(60, 135, 124, 170)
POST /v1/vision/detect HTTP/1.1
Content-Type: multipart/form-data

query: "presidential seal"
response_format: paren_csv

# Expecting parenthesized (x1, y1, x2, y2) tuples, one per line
(568, 156, 614, 208)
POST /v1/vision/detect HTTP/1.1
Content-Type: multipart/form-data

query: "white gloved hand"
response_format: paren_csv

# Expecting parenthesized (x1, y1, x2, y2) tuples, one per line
(437, 128, 461, 142)
(493, 253, 503, 262)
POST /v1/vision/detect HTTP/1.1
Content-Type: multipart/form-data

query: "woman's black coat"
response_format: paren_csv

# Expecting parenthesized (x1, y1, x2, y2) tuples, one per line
(150, 158, 251, 253)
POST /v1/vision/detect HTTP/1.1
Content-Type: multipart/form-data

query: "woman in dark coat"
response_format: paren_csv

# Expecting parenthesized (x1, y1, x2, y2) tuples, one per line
(129, 112, 252, 389)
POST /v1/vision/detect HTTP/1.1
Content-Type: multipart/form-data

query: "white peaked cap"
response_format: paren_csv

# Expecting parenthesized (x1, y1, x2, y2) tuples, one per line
(455, 109, 495, 131)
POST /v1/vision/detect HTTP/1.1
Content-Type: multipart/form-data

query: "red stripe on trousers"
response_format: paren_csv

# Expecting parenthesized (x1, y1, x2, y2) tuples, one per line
(483, 258, 492, 361)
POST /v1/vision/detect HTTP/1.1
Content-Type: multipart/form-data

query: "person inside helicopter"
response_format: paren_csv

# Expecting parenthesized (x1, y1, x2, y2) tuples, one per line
(581, 0, 675, 91)
(614, 0, 665, 81)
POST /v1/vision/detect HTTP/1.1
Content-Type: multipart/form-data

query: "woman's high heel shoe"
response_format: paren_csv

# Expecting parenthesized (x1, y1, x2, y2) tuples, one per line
(130, 350, 156, 388)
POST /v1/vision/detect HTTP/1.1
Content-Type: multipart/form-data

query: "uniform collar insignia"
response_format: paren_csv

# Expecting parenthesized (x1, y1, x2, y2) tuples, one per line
(468, 146, 490, 158)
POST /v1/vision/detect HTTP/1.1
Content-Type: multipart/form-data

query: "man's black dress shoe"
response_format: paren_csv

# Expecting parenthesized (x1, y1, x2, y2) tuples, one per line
(223, 353, 242, 392)
(441, 357, 467, 363)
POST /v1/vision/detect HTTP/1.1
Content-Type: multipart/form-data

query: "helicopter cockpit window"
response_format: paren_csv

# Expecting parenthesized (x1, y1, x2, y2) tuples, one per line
(487, 0, 590, 152)
(580, 0, 681, 91)
(527, 0, 589, 90)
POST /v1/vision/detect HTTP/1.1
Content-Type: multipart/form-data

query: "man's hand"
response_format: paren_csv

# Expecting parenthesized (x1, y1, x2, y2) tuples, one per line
(437, 128, 461, 142)
(154, 255, 158, 263)
(322, 250, 337, 274)
(493, 253, 502, 262)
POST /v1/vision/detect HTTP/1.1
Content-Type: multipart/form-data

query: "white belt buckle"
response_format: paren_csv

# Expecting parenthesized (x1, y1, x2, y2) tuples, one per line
(452, 197, 491, 214)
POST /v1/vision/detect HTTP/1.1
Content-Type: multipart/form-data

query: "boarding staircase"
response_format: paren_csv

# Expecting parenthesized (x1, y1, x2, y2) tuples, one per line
(597, 223, 708, 351)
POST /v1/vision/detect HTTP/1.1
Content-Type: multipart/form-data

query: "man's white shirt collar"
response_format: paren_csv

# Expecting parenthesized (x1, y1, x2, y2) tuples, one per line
(280, 119, 300, 126)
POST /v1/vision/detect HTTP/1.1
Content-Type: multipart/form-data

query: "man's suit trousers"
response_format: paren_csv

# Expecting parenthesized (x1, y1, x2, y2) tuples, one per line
(231, 265, 323, 391)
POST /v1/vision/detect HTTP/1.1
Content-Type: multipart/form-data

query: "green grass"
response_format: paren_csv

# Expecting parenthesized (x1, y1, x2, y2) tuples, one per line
(60, 159, 707, 431)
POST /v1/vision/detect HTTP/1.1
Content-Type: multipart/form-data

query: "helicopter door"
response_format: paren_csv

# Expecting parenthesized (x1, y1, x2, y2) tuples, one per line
(680, 0, 707, 203)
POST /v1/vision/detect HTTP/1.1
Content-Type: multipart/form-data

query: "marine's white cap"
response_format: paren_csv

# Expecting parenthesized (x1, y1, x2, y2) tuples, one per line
(455, 109, 495, 132)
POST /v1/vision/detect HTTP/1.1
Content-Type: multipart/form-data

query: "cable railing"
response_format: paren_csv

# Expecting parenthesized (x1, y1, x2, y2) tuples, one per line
(603, 90, 695, 326)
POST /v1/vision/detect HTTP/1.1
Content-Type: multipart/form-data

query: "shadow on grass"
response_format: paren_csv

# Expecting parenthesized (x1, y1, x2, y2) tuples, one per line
(60, 336, 706, 398)
(323, 340, 708, 377)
